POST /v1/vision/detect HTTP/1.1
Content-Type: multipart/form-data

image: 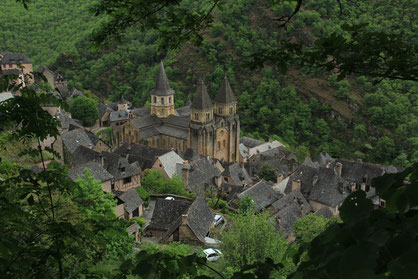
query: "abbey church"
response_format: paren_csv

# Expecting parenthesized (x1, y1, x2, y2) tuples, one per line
(113, 62, 240, 162)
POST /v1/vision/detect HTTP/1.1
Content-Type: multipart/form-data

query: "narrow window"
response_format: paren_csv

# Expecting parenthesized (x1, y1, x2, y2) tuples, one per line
(162, 108, 165, 115)
(153, 96, 157, 103)
(195, 113, 199, 120)
(229, 107, 233, 114)
(206, 113, 210, 120)
(161, 97, 164, 105)
(218, 142, 221, 149)
(169, 97, 172, 104)
(223, 139, 226, 147)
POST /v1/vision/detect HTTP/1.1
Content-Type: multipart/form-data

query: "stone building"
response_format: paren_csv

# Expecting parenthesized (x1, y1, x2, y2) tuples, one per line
(114, 61, 240, 162)
(0, 52, 33, 84)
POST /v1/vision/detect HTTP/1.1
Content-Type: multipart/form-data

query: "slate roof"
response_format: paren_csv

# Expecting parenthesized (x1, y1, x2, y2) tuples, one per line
(237, 180, 281, 212)
(114, 143, 168, 170)
(186, 158, 222, 193)
(222, 163, 253, 186)
(308, 167, 350, 208)
(131, 115, 161, 129)
(162, 115, 190, 128)
(284, 165, 319, 196)
(271, 190, 311, 215)
(239, 143, 249, 158)
(191, 80, 212, 110)
(245, 160, 289, 178)
(149, 61, 175, 96)
(114, 188, 144, 213)
(315, 207, 333, 219)
(69, 161, 113, 182)
(301, 157, 320, 169)
(131, 107, 151, 117)
(0, 52, 31, 64)
(56, 110, 83, 131)
(109, 110, 130, 122)
(98, 103, 117, 119)
(330, 159, 384, 185)
(215, 76, 235, 103)
(147, 199, 192, 231)
(248, 141, 285, 158)
(155, 125, 188, 140)
(128, 222, 140, 235)
(181, 148, 202, 161)
(102, 152, 140, 180)
(61, 129, 100, 154)
(158, 151, 184, 178)
(175, 106, 191, 117)
(240, 137, 265, 148)
(183, 196, 215, 242)
(314, 151, 334, 167)
(70, 145, 101, 167)
(221, 183, 245, 202)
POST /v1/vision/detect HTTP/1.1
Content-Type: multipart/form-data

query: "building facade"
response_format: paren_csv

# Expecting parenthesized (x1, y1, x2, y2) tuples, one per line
(114, 61, 240, 162)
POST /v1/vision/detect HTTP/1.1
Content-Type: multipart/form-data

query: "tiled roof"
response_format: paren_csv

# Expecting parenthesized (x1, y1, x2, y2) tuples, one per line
(69, 161, 113, 182)
(114, 188, 144, 213)
(61, 129, 99, 154)
(214, 76, 235, 104)
(223, 162, 253, 186)
(70, 145, 100, 167)
(109, 110, 130, 122)
(240, 137, 265, 148)
(158, 151, 184, 178)
(147, 199, 192, 231)
(149, 61, 175, 96)
(330, 159, 384, 185)
(102, 152, 140, 180)
(191, 80, 212, 110)
(237, 180, 281, 211)
(184, 196, 215, 242)
(0, 52, 31, 64)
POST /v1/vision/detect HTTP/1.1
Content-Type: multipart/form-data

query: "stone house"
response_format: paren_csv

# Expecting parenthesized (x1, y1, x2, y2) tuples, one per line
(152, 150, 184, 179)
(221, 162, 253, 186)
(0, 52, 33, 84)
(113, 189, 144, 220)
(234, 180, 282, 212)
(101, 152, 141, 192)
(146, 197, 215, 245)
(68, 161, 114, 193)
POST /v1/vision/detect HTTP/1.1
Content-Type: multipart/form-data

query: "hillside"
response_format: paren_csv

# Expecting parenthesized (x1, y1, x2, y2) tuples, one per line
(1, 0, 416, 167)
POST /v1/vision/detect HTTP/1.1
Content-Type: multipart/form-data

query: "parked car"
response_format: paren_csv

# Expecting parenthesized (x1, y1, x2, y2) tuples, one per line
(203, 248, 222, 262)
(214, 214, 224, 227)
(165, 196, 175, 200)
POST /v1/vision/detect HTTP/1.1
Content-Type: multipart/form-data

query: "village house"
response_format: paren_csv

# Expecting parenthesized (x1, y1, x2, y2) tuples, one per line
(151, 150, 184, 179)
(69, 161, 114, 192)
(145, 197, 215, 245)
(233, 180, 282, 212)
(221, 162, 253, 186)
(101, 152, 141, 192)
(113, 189, 144, 219)
(0, 52, 33, 84)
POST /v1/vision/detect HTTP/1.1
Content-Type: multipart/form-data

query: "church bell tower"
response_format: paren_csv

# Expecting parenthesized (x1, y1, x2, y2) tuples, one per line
(150, 61, 175, 117)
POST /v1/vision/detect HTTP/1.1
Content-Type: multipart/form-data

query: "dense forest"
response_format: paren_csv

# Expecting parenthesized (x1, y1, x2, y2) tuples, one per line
(0, 0, 416, 167)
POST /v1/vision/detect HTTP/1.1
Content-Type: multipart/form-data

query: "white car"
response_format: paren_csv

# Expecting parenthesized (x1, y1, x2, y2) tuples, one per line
(203, 248, 222, 262)
(214, 214, 224, 227)
(165, 196, 175, 200)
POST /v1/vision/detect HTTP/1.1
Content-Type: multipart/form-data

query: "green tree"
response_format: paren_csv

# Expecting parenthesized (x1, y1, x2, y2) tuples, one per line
(141, 169, 191, 197)
(257, 163, 277, 182)
(70, 96, 99, 126)
(221, 210, 293, 276)
(293, 213, 336, 245)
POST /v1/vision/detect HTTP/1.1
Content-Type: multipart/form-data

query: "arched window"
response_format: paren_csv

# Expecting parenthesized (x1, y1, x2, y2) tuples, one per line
(223, 139, 226, 147)
(206, 113, 210, 120)
(153, 96, 157, 103)
(161, 108, 165, 115)
(169, 97, 172, 104)
(161, 97, 164, 105)
(218, 141, 221, 149)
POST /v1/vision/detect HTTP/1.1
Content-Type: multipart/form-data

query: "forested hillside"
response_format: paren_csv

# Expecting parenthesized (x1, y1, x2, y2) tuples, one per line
(1, 0, 416, 167)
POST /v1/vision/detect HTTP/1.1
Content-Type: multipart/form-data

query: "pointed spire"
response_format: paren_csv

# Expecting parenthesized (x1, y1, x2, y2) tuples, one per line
(191, 80, 212, 110)
(186, 96, 192, 107)
(150, 61, 175, 96)
(215, 76, 235, 103)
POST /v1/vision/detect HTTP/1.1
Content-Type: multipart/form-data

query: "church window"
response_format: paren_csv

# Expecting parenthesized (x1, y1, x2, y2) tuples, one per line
(218, 141, 221, 149)
(153, 96, 157, 103)
(218, 107, 223, 114)
(169, 97, 172, 104)
(161, 97, 164, 105)
(229, 107, 233, 114)
(223, 139, 226, 147)
(194, 113, 199, 120)
(206, 113, 210, 120)
(162, 108, 165, 115)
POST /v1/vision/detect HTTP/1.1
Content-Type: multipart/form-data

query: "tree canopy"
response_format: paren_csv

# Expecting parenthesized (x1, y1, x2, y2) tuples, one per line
(69, 96, 99, 126)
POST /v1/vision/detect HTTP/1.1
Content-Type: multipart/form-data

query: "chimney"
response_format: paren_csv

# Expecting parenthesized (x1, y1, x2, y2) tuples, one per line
(335, 162, 342, 176)
(181, 164, 191, 187)
(181, 214, 188, 226)
(313, 175, 318, 186)
(291, 179, 301, 192)
(276, 174, 284, 184)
